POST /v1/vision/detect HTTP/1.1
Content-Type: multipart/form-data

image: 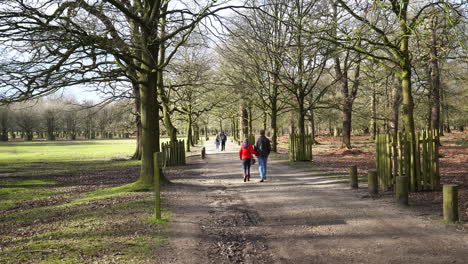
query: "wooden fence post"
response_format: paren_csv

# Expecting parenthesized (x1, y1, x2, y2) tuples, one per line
(396, 176, 409, 205)
(443, 184, 459, 223)
(428, 130, 434, 190)
(349, 166, 358, 189)
(368, 171, 378, 196)
(153, 152, 162, 220)
(415, 133, 421, 191)
(201, 147, 206, 159)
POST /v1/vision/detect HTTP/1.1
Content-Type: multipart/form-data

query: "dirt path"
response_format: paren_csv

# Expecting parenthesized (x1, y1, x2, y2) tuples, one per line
(157, 141, 468, 264)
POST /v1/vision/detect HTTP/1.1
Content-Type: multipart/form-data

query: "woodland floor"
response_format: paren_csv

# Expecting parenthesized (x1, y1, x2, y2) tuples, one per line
(157, 137, 468, 264)
(1, 134, 467, 263)
(277, 132, 468, 222)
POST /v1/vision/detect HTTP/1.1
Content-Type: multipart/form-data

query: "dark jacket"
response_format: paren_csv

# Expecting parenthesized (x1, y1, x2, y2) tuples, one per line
(255, 135, 271, 157)
(220, 134, 227, 142)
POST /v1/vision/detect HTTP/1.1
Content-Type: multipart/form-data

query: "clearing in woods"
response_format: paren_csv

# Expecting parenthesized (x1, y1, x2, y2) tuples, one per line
(157, 140, 468, 264)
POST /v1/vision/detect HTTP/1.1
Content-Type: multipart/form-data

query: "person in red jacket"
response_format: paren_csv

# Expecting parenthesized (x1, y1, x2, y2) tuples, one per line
(239, 138, 257, 182)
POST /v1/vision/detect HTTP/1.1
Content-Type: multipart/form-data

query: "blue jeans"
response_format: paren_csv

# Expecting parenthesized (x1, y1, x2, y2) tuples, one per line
(257, 156, 268, 179)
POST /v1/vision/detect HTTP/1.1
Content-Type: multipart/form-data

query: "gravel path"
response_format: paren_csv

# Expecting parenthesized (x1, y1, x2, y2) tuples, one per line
(157, 140, 468, 264)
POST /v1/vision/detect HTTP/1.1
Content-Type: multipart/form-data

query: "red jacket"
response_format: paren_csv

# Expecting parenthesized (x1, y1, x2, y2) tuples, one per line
(239, 144, 257, 159)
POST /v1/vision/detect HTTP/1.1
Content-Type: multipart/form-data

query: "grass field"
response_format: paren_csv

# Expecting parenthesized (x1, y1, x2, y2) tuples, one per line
(0, 139, 170, 263)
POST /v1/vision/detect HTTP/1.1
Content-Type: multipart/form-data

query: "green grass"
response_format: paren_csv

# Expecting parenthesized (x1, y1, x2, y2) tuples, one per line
(75, 181, 152, 203)
(0, 139, 137, 168)
(0, 179, 57, 211)
(0, 139, 171, 263)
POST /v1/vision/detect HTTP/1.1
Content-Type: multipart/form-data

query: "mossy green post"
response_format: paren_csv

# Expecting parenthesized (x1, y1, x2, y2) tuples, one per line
(368, 171, 378, 196)
(349, 166, 358, 189)
(396, 176, 409, 205)
(153, 152, 162, 220)
(443, 184, 459, 223)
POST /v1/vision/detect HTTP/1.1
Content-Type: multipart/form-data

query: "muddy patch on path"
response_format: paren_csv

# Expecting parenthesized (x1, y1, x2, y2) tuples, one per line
(201, 189, 273, 264)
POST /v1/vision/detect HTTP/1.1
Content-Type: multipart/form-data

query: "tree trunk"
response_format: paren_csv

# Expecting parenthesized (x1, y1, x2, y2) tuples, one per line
(248, 104, 253, 136)
(370, 90, 377, 140)
(240, 104, 248, 139)
(0, 110, 8, 142)
(309, 109, 316, 144)
(289, 109, 296, 135)
(186, 114, 192, 152)
(271, 110, 278, 152)
(391, 77, 401, 184)
(441, 83, 451, 133)
(297, 103, 306, 136)
(138, 36, 159, 184)
(342, 102, 352, 149)
(430, 16, 441, 133)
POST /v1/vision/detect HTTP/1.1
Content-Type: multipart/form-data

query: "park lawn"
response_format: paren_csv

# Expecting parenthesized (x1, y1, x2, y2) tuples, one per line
(0, 139, 170, 263)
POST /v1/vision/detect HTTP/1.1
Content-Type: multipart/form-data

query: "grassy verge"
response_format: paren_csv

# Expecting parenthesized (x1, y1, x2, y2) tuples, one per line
(0, 140, 169, 263)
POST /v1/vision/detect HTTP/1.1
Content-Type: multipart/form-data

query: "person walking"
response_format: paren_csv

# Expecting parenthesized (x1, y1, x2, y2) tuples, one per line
(239, 138, 257, 182)
(220, 132, 227, 151)
(215, 133, 221, 152)
(255, 129, 271, 182)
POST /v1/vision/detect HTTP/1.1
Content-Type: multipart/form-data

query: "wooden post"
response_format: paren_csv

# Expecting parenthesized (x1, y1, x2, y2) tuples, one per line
(422, 130, 428, 190)
(443, 184, 459, 223)
(349, 166, 358, 189)
(415, 133, 421, 191)
(396, 176, 409, 205)
(428, 130, 434, 190)
(368, 171, 378, 196)
(201, 147, 206, 159)
(181, 140, 186, 165)
(153, 152, 162, 220)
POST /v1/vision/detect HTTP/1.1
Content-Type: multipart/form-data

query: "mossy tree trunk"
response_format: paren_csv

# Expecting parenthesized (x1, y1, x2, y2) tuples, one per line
(429, 15, 441, 133)
(271, 107, 278, 152)
(370, 90, 377, 140)
(186, 112, 193, 152)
